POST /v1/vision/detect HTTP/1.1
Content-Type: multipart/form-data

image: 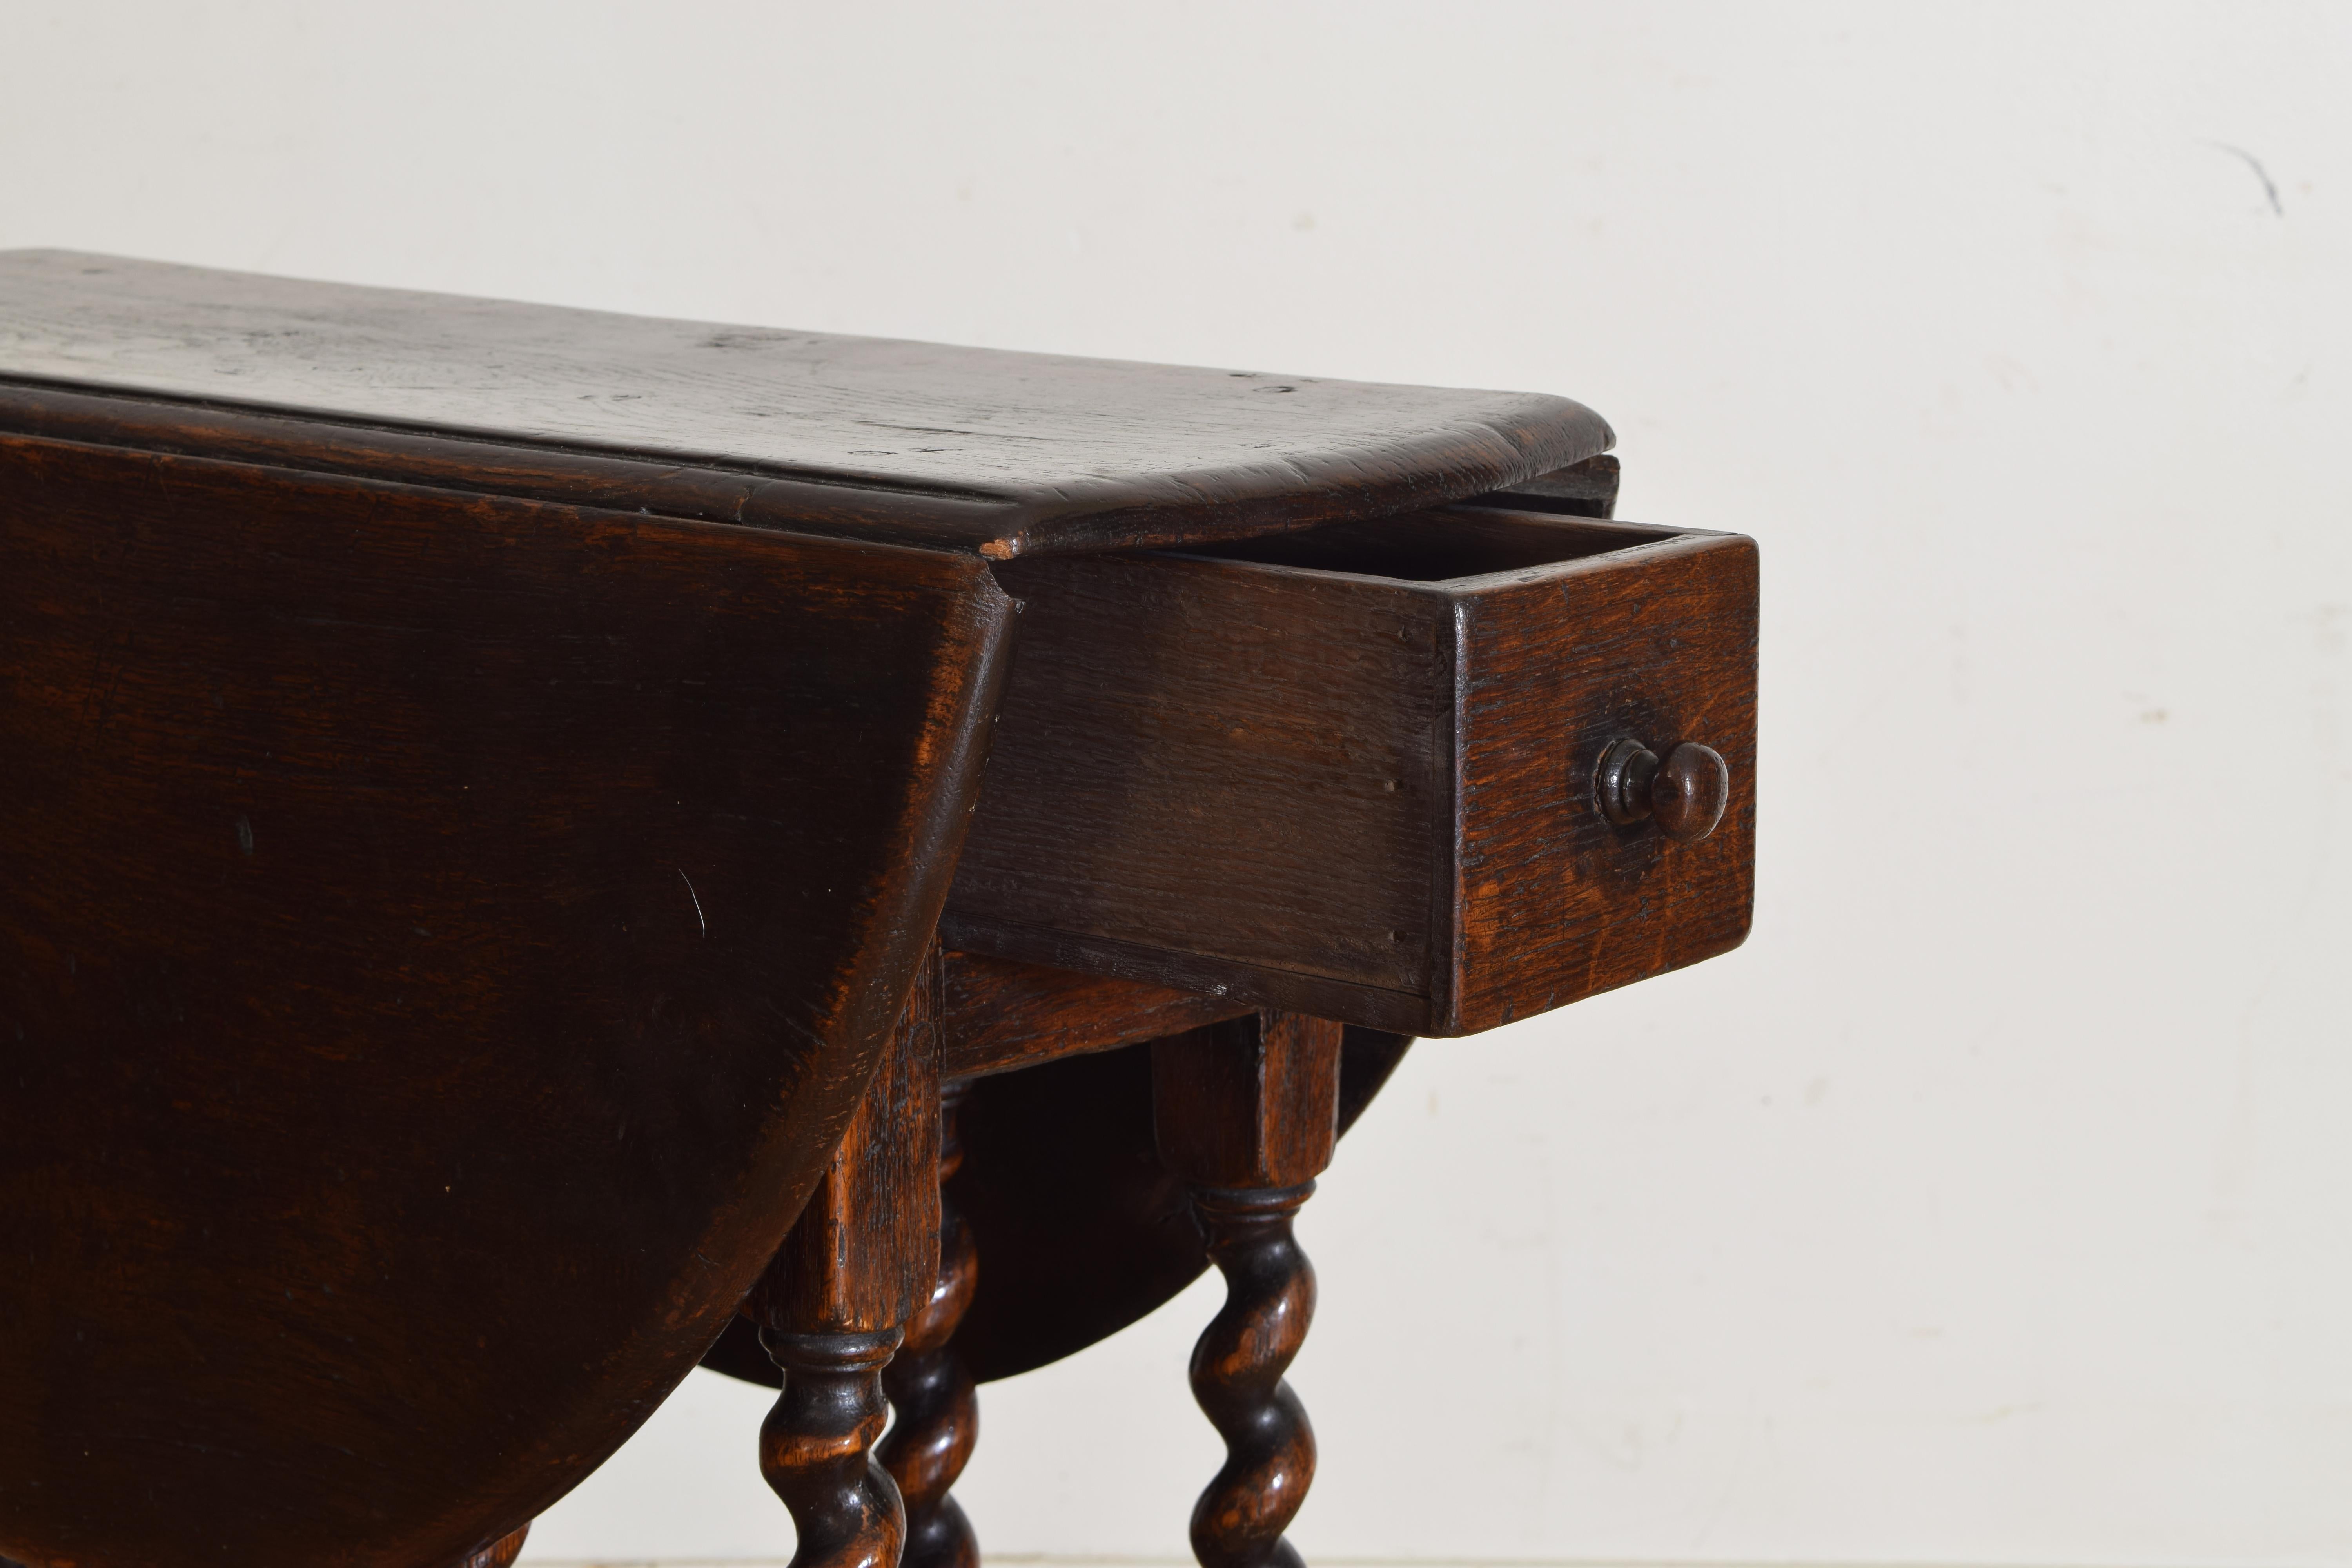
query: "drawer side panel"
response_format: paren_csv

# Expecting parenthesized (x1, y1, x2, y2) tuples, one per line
(950, 552, 1450, 1002)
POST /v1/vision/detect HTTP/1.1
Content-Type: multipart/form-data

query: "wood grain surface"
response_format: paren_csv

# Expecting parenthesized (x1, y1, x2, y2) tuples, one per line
(941, 952, 1255, 1080)
(0, 433, 1013, 1568)
(878, 1083, 982, 1568)
(1179, 1185, 1319, 1568)
(1449, 514, 1757, 1031)
(0, 253, 1761, 1568)
(947, 507, 1758, 1034)
(699, 1029, 1414, 1390)
(753, 947, 945, 1338)
(750, 954, 948, 1568)
(755, 1328, 906, 1568)
(0, 250, 1612, 559)
(1152, 1014, 1342, 1568)
(948, 537, 1457, 1027)
(1153, 1014, 1343, 1192)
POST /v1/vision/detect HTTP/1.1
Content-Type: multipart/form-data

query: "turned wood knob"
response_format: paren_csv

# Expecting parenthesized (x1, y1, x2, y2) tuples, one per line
(1595, 738, 1729, 842)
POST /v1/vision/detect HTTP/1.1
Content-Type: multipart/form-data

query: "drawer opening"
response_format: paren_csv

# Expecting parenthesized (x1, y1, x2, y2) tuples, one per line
(1167, 508, 1671, 584)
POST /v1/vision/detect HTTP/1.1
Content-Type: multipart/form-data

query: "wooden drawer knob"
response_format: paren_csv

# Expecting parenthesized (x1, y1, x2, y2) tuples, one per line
(1595, 738, 1730, 842)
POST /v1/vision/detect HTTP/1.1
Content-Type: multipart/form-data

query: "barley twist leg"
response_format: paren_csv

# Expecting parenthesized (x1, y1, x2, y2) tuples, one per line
(1186, 1182, 1318, 1568)
(880, 1083, 980, 1568)
(760, 1327, 907, 1568)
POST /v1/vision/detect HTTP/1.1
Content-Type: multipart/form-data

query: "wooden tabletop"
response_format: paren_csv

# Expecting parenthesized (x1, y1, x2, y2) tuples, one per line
(0, 250, 1611, 558)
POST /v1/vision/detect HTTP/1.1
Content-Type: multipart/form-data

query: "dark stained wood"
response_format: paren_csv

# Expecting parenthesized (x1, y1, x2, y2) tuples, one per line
(1452, 514, 1756, 1031)
(1601, 739, 1731, 842)
(452, 1525, 531, 1568)
(1652, 742, 1732, 841)
(698, 1028, 1413, 1390)
(0, 436, 1013, 1568)
(758, 1330, 905, 1568)
(946, 506, 1758, 1034)
(948, 533, 1457, 1032)
(879, 1082, 982, 1568)
(1464, 451, 1621, 519)
(1183, 1187, 1319, 1568)
(942, 952, 1255, 1080)
(0, 252, 1763, 1567)
(0, 250, 1613, 560)
(755, 946, 944, 1337)
(1152, 1014, 1343, 1568)
(1153, 1014, 1343, 1191)
(750, 947, 944, 1568)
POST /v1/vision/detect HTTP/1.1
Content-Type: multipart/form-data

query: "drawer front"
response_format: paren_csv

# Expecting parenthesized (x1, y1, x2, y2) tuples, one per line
(1450, 517, 1755, 1033)
(944, 507, 1756, 1036)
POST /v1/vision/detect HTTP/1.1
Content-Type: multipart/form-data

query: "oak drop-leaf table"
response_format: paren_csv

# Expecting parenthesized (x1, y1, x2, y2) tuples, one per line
(0, 251, 1756, 1568)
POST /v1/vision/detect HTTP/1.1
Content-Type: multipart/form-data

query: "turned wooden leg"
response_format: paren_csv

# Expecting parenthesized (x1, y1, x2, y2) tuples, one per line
(879, 1080, 981, 1568)
(752, 946, 944, 1568)
(761, 1327, 906, 1568)
(1154, 1012, 1343, 1568)
(449, 1524, 530, 1568)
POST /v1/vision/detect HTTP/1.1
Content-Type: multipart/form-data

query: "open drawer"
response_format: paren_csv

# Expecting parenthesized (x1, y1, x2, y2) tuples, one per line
(942, 506, 1757, 1036)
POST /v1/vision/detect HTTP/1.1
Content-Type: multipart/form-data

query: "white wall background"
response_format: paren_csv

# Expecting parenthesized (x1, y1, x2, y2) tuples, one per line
(5, 3, 2347, 1563)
